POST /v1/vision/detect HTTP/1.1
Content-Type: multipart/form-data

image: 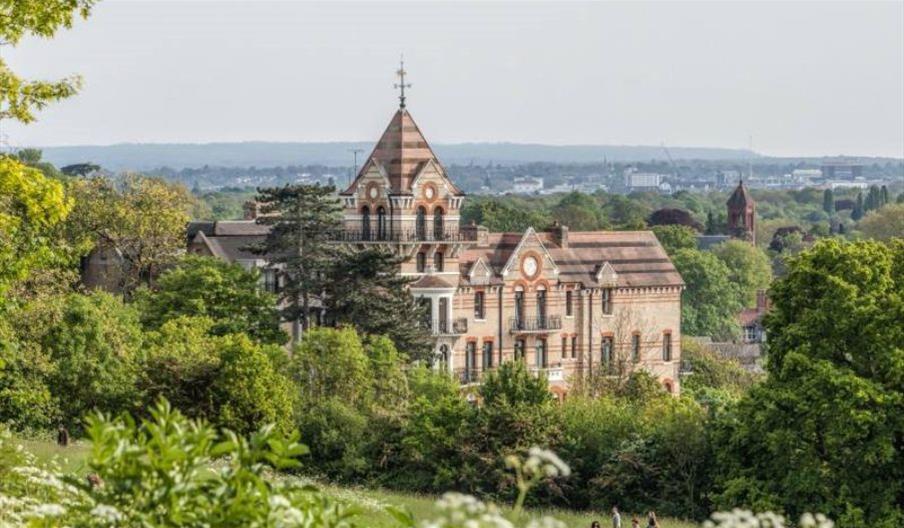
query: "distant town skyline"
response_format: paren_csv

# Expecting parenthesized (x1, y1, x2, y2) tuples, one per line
(4, 1, 903, 158)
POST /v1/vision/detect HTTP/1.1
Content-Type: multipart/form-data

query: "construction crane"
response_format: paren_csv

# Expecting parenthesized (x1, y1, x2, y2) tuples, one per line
(660, 142, 680, 179)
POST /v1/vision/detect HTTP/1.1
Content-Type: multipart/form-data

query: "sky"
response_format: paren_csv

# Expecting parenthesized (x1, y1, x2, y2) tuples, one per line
(3, 1, 903, 158)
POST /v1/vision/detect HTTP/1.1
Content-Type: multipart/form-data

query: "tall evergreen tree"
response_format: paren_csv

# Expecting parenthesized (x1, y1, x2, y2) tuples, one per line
(852, 191, 864, 221)
(880, 185, 890, 207)
(822, 188, 835, 215)
(865, 185, 882, 213)
(253, 184, 342, 343)
(323, 247, 433, 361)
(705, 210, 717, 235)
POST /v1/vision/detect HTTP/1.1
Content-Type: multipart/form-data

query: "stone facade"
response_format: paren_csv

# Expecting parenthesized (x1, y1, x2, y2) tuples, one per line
(190, 105, 685, 396)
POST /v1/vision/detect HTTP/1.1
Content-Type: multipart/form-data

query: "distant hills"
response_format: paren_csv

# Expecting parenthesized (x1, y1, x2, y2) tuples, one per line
(36, 142, 760, 171)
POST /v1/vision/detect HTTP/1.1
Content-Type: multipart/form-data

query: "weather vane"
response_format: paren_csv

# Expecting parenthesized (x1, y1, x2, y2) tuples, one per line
(394, 55, 411, 108)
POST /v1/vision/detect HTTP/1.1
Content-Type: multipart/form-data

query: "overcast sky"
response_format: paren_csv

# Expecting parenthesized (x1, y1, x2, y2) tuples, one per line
(3, 1, 903, 157)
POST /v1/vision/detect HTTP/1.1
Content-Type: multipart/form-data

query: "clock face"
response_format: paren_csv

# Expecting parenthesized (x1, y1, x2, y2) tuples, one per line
(523, 255, 538, 277)
(424, 186, 435, 200)
(368, 186, 379, 199)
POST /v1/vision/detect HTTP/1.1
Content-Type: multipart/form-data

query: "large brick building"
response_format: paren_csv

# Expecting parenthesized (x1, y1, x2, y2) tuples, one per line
(190, 100, 685, 396)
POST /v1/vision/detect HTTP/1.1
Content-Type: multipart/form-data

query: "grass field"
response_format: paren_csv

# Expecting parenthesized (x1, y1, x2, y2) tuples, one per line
(16, 438, 698, 528)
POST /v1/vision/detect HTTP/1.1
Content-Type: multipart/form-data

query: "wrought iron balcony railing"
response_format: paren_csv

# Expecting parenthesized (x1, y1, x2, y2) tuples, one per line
(331, 228, 475, 243)
(455, 368, 483, 385)
(509, 315, 562, 333)
(432, 318, 468, 335)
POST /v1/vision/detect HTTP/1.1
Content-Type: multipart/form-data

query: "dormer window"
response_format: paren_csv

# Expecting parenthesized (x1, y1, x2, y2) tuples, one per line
(601, 288, 613, 315)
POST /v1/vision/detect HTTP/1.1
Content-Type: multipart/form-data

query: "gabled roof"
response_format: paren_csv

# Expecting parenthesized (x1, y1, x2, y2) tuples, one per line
(728, 181, 754, 209)
(500, 227, 560, 278)
(341, 108, 462, 196)
(459, 229, 684, 288)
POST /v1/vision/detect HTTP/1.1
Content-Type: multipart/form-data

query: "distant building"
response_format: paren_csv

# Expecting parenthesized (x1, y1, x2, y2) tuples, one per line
(726, 180, 756, 244)
(791, 169, 822, 180)
(624, 171, 662, 189)
(821, 159, 864, 180)
(512, 176, 544, 194)
(739, 290, 769, 344)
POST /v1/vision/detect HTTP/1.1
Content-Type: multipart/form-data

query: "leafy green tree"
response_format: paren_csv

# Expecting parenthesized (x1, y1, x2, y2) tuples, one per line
(0, 320, 56, 429)
(710, 239, 773, 307)
(65, 175, 194, 294)
(212, 333, 294, 435)
(253, 184, 342, 342)
(652, 225, 698, 255)
(324, 248, 432, 361)
(60, 162, 100, 177)
(135, 255, 287, 345)
(0, 0, 96, 124)
(461, 197, 551, 232)
(671, 248, 743, 340)
(14, 148, 63, 179)
(851, 191, 864, 221)
(551, 192, 606, 230)
(857, 203, 904, 242)
(713, 239, 904, 526)
(33, 292, 143, 429)
(680, 337, 758, 402)
(290, 326, 371, 406)
(822, 188, 835, 215)
(0, 158, 72, 307)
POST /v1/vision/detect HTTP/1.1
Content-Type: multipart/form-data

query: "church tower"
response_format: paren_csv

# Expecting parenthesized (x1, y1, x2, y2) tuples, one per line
(727, 180, 756, 244)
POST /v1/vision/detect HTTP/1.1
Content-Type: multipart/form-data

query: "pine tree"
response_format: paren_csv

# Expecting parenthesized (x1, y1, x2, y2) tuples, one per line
(705, 210, 718, 235)
(252, 184, 342, 343)
(880, 185, 890, 207)
(822, 188, 835, 215)
(852, 191, 864, 221)
(323, 247, 433, 361)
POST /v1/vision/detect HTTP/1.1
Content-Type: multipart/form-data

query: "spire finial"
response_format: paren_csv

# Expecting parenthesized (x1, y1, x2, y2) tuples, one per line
(394, 55, 411, 108)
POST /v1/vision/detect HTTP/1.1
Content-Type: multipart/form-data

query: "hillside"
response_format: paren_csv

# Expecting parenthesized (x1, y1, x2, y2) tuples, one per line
(37, 142, 759, 171)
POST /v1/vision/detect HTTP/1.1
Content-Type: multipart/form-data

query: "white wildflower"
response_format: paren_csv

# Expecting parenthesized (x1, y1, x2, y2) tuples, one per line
(90, 504, 124, 522)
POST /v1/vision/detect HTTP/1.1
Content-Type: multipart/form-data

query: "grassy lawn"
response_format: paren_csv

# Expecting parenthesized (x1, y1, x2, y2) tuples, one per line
(16, 438, 698, 528)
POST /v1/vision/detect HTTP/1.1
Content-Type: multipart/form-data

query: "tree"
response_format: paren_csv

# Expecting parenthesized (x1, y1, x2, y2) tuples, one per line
(253, 184, 342, 342)
(822, 188, 835, 215)
(652, 225, 698, 255)
(713, 239, 904, 526)
(705, 210, 720, 235)
(851, 191, 864, 221)
(710, 240, 773, 307)
(671, 248, 743, 340)
(0, 0, 96, 124)
(28, 292, 143, 429)
(135, 255, 287, 345)
(880, 185, 890, 207)
(13, 148, 62, 179)
(857, 203, 904, 242)
(865, 185, 882, 213)
(551, 192, 606, 230)
(0, 319, 56, 429)
(290, 327, 371, 406)
(0, 158, 72, 307)
(60, 162, 100, 177)
(648, 208, 704, 232)
(324, 248, 432, 360)
(65, 175, 194, 294)
(212, 333, 294, 435)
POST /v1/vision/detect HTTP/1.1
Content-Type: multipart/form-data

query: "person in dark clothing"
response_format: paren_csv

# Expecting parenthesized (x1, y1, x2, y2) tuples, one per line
(56, 426, 69, 447)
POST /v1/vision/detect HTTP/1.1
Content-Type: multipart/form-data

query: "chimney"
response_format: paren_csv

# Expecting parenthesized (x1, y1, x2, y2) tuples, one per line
(462, 221, 489, 247)
(243, 201, 258, 220)
(756, 289, 768, 313)
(549, 221, 569, 248)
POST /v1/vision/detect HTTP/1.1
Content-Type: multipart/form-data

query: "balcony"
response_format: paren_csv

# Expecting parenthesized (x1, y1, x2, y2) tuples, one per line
(509, 315, 562, 334)
(332, 228, 475, 244)
(432, 317, 468, 336)
(530, 366, 564, 382)
(455, 368, 482, 385)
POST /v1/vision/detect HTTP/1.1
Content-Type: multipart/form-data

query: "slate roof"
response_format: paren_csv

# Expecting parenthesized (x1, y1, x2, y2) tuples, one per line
(460, 230, 684, 288)
(727, 180, 753, 209)
(341, 108, 463, 196)
(188, 220, 267, 262)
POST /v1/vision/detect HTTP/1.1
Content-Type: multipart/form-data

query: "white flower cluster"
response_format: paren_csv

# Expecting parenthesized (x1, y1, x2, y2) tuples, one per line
(421, 492, 565, 528)
(703, 509, 834, 528)
(267, 494, 306, 527)
(521, 448, 571, 479)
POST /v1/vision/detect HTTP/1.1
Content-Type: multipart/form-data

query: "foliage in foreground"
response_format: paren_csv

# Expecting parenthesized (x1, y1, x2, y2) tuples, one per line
(0, 401, 834, 528)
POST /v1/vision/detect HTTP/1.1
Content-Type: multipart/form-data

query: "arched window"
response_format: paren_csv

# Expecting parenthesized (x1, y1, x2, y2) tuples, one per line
(662, 331, 672, 362)
(361, 206, 371, 240)
(535, 339, 547, 368)
(514, 287, 525, 330)
(434, 251, 444, 272)
(416, 252, 426, 273)
(433, 207, 444, 240)
(416, 206, 427, 240)
(376, 206, 387, 240)
(536, 286, 547, 327)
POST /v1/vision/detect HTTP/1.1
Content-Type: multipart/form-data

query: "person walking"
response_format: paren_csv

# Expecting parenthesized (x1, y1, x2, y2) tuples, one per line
(631, 516, 640, 528)
(611, 506, 622, 528)
(591, 522, 601, 528)
(647, 511, 659, 528)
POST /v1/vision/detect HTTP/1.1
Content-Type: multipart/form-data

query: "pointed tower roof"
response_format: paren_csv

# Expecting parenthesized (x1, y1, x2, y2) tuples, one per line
(727, 180, 754, 209)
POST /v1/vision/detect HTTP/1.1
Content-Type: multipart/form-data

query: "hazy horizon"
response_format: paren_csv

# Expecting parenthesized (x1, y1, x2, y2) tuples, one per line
(4, 1, 903, 158)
